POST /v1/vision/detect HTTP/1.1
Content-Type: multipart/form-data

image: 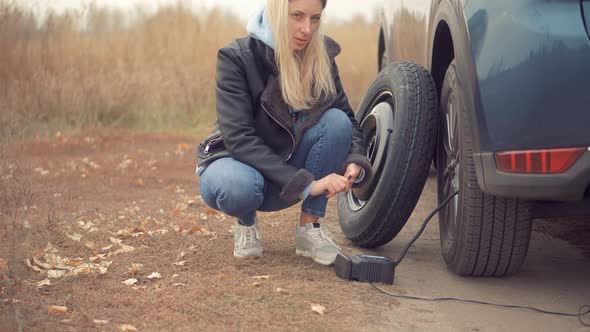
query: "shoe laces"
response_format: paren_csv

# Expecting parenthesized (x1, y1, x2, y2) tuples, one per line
(238, 224, 261, 248)
(308, 226, 341, 250)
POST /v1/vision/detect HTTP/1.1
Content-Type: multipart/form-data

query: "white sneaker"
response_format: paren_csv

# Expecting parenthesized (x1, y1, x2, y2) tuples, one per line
(295, 223, 341, 265)
(234, 221, 263, 258)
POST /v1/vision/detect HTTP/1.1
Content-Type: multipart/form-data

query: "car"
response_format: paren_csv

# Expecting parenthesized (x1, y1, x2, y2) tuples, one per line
(337, 0, 590, 277)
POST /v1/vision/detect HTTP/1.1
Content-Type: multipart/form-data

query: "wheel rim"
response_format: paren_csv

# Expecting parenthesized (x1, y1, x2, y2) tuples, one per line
(346, 90, 394, 211)
(440, 92, 460, 245)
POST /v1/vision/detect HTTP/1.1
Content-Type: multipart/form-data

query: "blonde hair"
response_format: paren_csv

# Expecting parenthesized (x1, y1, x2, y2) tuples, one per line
(266, 0, 336, 110)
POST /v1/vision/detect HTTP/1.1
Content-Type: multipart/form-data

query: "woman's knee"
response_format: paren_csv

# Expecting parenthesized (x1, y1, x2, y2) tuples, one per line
(320, 108, 353, 140)
(199, 158, 265, 216)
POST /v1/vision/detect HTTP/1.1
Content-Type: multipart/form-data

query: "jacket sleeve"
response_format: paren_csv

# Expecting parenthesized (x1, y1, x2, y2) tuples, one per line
(331, 60, 373, 186)
(215, 46, 314, 202)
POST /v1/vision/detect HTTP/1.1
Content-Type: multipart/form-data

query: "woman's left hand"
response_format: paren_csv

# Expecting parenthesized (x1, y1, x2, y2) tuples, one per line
(344, 163, 362, 191)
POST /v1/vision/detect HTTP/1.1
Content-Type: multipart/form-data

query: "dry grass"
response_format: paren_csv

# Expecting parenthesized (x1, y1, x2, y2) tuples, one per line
(0, 2, 378, 141)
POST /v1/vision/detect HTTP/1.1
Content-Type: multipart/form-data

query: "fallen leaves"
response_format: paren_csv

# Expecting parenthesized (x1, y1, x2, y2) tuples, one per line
(274, 287, 289, 294)
(93, 319, 109, 325)
(120, 323, 138, 331)
(117, 156, 133, 170)
(252, 275, 270, 280)
(147, 272, 162, 279)
(311, 304, 326, 316)
(25, 243, 112, 278)
(173, 261, 186, 266)
(122, 278, 138, 286)
(37, 278, 52, 288)
(34, 167, 49, 176)
(48, 305, 68, 315)
(48, 270, 67, 279)
(128, 263, 143, 276)
(107, 237, 135, 256)
(65, 232, 83, 242)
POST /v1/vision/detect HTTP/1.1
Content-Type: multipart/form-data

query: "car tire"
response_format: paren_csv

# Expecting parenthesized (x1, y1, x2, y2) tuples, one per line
(337, 61, 438, 248)
(437, 60, 533, 276)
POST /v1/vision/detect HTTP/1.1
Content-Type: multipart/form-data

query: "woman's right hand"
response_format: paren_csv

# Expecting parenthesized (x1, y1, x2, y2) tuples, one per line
(309, 173, 350, 199)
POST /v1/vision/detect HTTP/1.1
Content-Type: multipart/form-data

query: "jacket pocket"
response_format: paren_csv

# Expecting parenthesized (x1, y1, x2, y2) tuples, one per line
(196, 132, 229, 167)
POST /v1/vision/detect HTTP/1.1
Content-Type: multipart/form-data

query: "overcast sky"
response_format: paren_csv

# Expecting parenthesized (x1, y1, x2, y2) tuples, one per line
(23, 0, 383, 22)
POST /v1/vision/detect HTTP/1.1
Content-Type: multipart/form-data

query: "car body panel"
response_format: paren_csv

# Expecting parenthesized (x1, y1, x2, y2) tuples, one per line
(380, 0, 590, 201)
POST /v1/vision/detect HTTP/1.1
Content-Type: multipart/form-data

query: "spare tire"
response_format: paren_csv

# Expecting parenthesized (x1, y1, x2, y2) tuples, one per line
(337, 61, 439, 248)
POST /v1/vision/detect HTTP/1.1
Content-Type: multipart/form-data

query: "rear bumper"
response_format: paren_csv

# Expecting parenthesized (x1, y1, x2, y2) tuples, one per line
(474, 149, 590, 201)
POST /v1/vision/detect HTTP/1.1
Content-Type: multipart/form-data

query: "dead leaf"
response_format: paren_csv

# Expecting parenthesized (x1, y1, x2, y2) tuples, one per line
(48, 305, 68, 315)
(274, 287, 289, 294)
(85, 241, 95, 249)
(120, 324, 138, 331)
(66, 259, 84, 267)
(206, 208, 219, 216)
(101, 244, 113, 251)
(122, 278, 138, 286)
(44, 254, 70, 270)
(188, 226, 202, 235)
(116, 229, 133, 238)
(174, 261, 186, 266)
(173, 283, 185, 287)
(25, 259, 44, 273)
(65, 232, 82, 242)
(79, 221, 96, 231)
(252, 275, 270, 280)
(37, 278, 52, 288)
(129, 263, 143, 275)
(147, 272, 162, 279)
(172, 274, 180, 278)
(252, 282, 261, 287)
(93, 319, 109, 325)
(32, 257, 53, 270)
(311, 304, 326, 315)
(177, 143, 190, 151)
(48, 270, 67, 278)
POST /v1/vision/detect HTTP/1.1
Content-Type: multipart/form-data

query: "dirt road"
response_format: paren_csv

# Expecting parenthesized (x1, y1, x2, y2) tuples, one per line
(1, 130, 589, 331)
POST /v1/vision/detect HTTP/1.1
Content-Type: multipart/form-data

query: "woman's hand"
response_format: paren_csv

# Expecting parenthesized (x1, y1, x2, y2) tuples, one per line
(344, 163, 362, 188)
(309, 173, 350, 199)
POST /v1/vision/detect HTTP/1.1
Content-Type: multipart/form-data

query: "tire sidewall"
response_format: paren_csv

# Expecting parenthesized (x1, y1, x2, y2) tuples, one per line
(437, 60, 467, 266)
(338, 62, 433, 243)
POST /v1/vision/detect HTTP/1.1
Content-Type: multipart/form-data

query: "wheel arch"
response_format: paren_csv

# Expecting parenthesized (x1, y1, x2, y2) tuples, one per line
(430, 0, 487, 187)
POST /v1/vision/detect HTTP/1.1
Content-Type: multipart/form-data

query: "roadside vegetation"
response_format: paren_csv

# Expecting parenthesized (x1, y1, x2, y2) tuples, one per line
(0, 2, 378, 141)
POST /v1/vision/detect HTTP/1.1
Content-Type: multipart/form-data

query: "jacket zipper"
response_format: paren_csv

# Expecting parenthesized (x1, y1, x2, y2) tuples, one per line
(204, 135, 223, 154)
(262, 102, 295, 161)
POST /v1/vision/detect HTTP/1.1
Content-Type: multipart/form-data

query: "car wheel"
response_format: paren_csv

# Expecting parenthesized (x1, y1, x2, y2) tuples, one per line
(337, 61, 438, 248)
(437, 60, 533, 276)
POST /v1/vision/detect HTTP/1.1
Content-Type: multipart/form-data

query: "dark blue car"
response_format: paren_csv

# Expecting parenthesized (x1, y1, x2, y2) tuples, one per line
(337, 0, 590, 276)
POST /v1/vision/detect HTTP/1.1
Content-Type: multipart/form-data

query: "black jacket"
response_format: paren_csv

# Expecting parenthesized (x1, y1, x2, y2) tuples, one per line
(196, 36, 372, 202)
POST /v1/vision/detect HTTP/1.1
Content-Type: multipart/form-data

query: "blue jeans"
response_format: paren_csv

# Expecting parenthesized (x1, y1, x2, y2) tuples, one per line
(199, 108, 352, 226)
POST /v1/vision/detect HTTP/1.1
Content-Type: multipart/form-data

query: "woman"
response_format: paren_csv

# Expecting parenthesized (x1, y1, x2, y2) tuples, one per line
(196, 0, 372, 266)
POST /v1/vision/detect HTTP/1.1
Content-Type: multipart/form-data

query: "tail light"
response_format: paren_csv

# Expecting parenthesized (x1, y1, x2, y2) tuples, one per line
(495, 147, 587, 174)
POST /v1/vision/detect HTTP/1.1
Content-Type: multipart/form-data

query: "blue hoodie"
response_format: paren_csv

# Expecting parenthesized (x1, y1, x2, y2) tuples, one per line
(246, 6, 275, 50)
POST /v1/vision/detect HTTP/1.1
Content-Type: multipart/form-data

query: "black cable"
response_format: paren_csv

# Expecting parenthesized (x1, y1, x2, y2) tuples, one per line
(377, 190, 590, 326)
(395, 191, 458, 265)
(370, 283, 590, 327)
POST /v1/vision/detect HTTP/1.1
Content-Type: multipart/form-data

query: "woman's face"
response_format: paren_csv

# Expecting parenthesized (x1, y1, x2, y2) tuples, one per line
(288, 0, 323, 51)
